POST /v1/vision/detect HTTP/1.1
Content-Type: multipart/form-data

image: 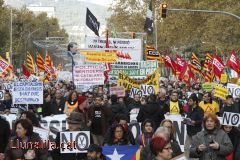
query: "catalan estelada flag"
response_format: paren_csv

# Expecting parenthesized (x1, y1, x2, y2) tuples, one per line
(102, 145, 140, 160)
(0, 56, 13, 78)
(36, 52, 45, 72)
(26, 52, 35, 73)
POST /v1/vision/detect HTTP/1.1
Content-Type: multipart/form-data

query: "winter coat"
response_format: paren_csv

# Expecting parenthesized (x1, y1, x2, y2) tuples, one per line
(137, 102, 164, 129)
(5, 133, 48, 160)
(108, 103, 129, 123)
(190, 128, 233, 160)
(0, 116, 10, 153)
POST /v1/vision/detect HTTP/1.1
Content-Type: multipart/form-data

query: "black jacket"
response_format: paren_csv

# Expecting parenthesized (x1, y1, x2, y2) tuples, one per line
(108, 103, 129, 123)
(50, 97, 66, 115)
(185, 105, 204, 136)
(0, 116, 10, 153)
(52, 129, 93, 160)
(137, 102, 164, 128)
(219, 103, 239, 117)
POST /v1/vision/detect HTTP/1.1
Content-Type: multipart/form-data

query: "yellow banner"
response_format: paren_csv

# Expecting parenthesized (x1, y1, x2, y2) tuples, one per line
(82, 51, 117, 63)
(117, 68, 160, 92)
(214, 86, 228, 100)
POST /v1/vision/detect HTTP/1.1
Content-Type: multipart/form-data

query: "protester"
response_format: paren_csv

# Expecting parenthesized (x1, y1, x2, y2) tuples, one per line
(103, 124, 131, 146)
(88, 96, 112, 145)
(108, 94, 128, 123)
(5, 119, 47, 160)
(0, 116, 10, 160)
(183, 93, 204, 158)
(165, 90, 184, 115)
(20, 111, 41, 128)
(160, 119, 182, 157)
(50, 89, 66, 115)
(219, 95, 239, 116)
(64, 90, 78, 115)
(137, 94, 165, 130)
(199, 92, 220, 115)
(222, 125, 240, 160)
(86, 144, 106, 160)
(40, 92, 52, 117)
(52, 112, 90, 160)
(136, 119, 155, 147)
(150, 136, 173, 160)
(190, 113, 233, 159)
(127, 94, 142, 111)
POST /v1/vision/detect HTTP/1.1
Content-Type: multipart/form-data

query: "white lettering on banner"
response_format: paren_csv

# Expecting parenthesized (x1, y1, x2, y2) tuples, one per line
(60, 131, 90, 153)
(12, 82, 43, 104)
(222, 112, 240, 126)
(230, 55, 237, 65)
(73, 64, 104, 86)
(213, 59, 224, 71)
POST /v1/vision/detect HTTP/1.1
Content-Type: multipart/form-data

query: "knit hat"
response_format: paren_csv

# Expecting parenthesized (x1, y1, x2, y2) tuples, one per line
(66, 112, 84, 124)
(78, 96, 87, 105)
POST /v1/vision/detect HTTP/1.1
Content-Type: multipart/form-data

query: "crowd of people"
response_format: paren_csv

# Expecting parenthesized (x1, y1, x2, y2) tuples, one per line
(0, 79, 240, 160)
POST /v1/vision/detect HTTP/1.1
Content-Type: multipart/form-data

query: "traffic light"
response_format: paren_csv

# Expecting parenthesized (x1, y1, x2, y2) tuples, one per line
(161, 3, 167, 18)
(132, 32, 136, 39)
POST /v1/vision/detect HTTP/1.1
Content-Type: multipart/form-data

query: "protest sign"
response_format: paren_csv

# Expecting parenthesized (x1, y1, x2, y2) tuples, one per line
(117, 69, 159, 93)
(60, 131, 90, 153)
(202, 83, 214, 91)
(0, 90, 4, 100)
(129, 85, 155, 98)
(222, 112, 240, 127)
(57, 71, 72, 81)
(109, 86, 125, 97)
(73, 64, 104, 86)
(85, 36, 142, 61)
(81, 51, 116, 63)
(220, 74, 228, 84)
(33, 127, 49, 141)
(109, 60, 158, 83)
(214, 85, 228, 100)
(227, 83, 240, 98)
(12, 82, 43, 104)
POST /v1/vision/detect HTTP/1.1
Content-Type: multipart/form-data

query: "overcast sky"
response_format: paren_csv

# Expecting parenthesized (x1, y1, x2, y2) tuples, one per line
(88, 0, 113, 6)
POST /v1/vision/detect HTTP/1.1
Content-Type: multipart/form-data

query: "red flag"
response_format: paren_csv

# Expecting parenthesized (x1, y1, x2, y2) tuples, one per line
(22, 64, 31, 78)
(164, 51, 176, 74)
(175, 54, 187, 80)
(212, 53, 224, 78)
(226, 50, 240, 75)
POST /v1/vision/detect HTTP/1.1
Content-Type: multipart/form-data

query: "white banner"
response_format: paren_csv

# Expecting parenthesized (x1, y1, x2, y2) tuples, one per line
(73, 64, 105, 86)
(85, 36, 142, 61)
(33, 127, 49, 141)
(129, 85, 155, 98)
(12, 82, 43, 104)
(227, 83, 240, 98)
(60, 131, 90, 153)
(222, 112, 240, 126)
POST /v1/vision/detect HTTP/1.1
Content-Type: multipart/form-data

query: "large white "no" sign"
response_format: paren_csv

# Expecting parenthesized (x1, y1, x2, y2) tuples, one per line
(222, 112, 240, 126)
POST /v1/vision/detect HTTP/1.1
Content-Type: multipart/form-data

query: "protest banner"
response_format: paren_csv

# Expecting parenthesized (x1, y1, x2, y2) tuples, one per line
(214, 85, 228, 100)
(81, 51, 116, 63)
(60, 131, 90, 153)
(222, 112, 240, 127)
(57, 71, 72, 82)
(109, 60, 158, 83)
(109, 86, 125, 97)
(73, 64, 105, 86)
(117, 69, 159, 93)
(12, 82, 43, 104)
(0, 90, 4, 100)
(227, 83, 240, 98)
(202, 83, 214, 91)
(33, 127, 49, 141)
(85, 36, 142, 61)
(129, 85, 155, 98)
(220, 74, 228, 84)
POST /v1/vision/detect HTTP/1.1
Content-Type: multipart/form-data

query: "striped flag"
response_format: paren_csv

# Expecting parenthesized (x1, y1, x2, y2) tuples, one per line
(36, 52, 45, 72)
(190, 53, 203, 78)
(145, 45, 164, 64)
(45, 51, 57, 79)
(203, 53, 213, 82)
(0, 56, 13, 78)
(26, 52, 35, 73)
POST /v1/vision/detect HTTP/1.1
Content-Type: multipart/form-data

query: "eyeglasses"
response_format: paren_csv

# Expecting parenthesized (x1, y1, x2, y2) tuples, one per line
(163, 146, 172, 151)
